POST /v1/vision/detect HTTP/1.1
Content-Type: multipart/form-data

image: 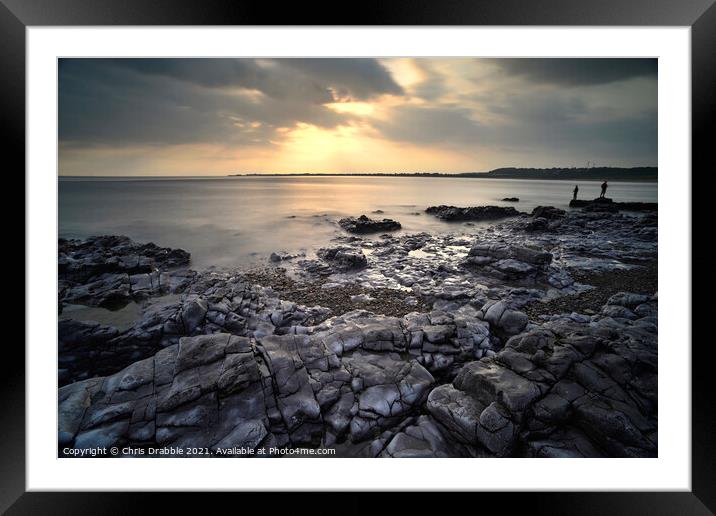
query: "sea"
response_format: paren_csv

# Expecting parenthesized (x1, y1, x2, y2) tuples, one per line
(59, 176, 657, 270)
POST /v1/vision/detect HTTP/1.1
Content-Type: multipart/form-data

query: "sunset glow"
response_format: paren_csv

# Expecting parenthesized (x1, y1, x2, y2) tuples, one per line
(59, 58, 657, 176)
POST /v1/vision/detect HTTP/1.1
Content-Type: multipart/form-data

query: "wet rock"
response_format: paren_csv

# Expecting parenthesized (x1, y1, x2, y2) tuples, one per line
(425, 205, 522, 222)
(465, 244, 552, 281)
(525, 217, 549, 232)
(445, 293, 657, 457)
(338, 215, 401, 234)
(270, 251, 303, 262)
(569, 198, 657, 212)
(59, 236, 192, 310)
(346, 351, 434, 440)
(531, 206, 566, 219)
(59, 235, 190, 284)
(317, 246, 368, 270)
(497, 308, 529, 335)
(455, 359, 544, 413)
(523, 426, 606, 457)
(427, 384, 517, 455)
(60, 333, 274, 454)
(607, 292, 651, 309)
(372, 415, 479, 458)
(58, 320, 121, 386)
(57, 206, 658, 459)
(61, 273, 133, 308)
(58, 289, 657, 458)
(180, 296, 208, 333)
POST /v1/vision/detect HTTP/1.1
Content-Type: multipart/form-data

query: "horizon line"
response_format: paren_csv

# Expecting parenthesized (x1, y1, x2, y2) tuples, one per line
(59, 165, 658, 178)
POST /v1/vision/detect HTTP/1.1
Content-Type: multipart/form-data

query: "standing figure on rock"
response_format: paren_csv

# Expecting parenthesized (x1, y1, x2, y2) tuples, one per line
(573, 184, 579, 201)
(600, 180, 608, 198)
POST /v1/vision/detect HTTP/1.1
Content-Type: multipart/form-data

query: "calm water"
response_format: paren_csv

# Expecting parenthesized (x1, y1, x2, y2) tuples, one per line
(59, 176, 657, 269)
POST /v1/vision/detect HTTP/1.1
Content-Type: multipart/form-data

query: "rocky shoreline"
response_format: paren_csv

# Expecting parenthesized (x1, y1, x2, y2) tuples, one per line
(568, 197, 657, 212)
(58, 203, 657, 458)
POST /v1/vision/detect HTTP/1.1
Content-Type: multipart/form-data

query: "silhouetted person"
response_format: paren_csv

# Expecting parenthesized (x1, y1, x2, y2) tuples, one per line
(600, 181, 608, 198)
(573, 185, 579, 201)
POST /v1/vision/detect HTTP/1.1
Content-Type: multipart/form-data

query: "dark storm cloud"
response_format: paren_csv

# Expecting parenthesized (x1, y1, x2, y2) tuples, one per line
(489, 58, 657, 86)
(113, 58, 403, 102)
(487, 90, 590, 124)
(58, 58, 403, 146)
(280, 59, 405, 100)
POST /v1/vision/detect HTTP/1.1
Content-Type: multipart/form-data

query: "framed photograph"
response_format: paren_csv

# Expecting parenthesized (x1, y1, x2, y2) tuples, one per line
(7, 0, 714, 512)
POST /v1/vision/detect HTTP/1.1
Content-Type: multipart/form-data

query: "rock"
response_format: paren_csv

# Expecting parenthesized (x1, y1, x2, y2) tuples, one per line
(583, 202, 619, 213)
(269, 251, 305, 263)
(523, 426, 605, 457)
(57, 286, 658, 458)
(607, 292, 651, 309)
(345, 351, 434, 441)
(454, 359, 543, 413)
(338, 215, 401, 234)
(426, 384, 517, 455)
(375, 416, 467, 458)
(494, 259, 534, 276)
(58, 320, 121, 386)
(59, 235, 190, 284)
(181, 297, 208, 333)
(465, 244, 552, 279)
(58, 236, 191, 311)
(525, 217, 549, 232)
(498, 309, 529, 335)
(56, 217, 658, 458)
(531, 206, 566, 219)
(61, 273, 132, 308)
(502, 197, 519, 202)
(601, 305, 638, 320)
(59, 332, 274, 453)
(569, 198, 657, 212)
(317, 246, 368, 270)
(425, 205, 522, 222)
(511, 246, 553, 266)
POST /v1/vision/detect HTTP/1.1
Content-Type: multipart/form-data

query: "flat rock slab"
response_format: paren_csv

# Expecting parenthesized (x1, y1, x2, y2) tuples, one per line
(569, 198, 657, 211)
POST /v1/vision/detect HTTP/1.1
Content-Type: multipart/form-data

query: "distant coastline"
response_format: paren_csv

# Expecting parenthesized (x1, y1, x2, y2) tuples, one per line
(228, 166, 657, 182)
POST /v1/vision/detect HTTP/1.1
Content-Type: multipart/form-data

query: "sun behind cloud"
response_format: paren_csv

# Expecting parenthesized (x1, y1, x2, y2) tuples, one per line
(58, 58, 657, 176)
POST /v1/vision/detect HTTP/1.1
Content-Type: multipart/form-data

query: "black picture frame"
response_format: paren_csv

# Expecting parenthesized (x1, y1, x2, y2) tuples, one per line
(5, 0, 714, 513)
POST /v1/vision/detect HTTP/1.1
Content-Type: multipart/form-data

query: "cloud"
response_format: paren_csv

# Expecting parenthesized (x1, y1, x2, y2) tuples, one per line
(489, 58, 657, 86)
(371, 81, 655, 167)
(112, 58, 404, 103)
(59, 58, 657, 174)
(408, 60, 447, 100)
(374, 105, 484, 145)
(280, 59, 404, 100)
(59, 58, 403, 147)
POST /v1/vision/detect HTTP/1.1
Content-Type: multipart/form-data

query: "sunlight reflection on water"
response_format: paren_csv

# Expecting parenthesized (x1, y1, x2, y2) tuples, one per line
(59, 176, 656, 269)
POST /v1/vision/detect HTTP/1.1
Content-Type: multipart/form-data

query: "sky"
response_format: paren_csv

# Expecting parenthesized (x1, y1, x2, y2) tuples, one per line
(58, 58, 657, 176)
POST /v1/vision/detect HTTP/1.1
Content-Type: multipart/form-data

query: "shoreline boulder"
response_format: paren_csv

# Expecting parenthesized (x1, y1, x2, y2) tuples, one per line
(338, 215, 401, 234)
(425, 205, 522, 222)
